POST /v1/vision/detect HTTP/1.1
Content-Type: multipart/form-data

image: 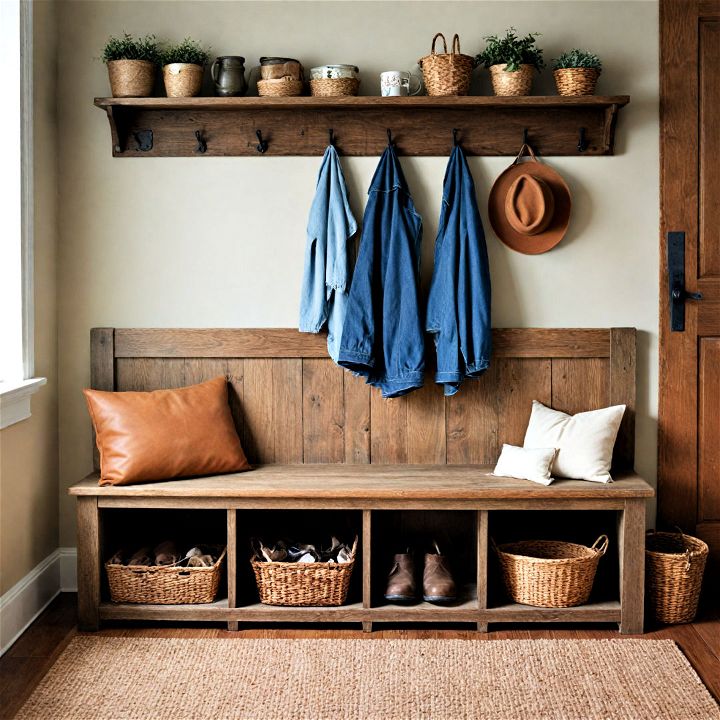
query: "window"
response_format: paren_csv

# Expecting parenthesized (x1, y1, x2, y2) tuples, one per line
(0, 0, 45, 429)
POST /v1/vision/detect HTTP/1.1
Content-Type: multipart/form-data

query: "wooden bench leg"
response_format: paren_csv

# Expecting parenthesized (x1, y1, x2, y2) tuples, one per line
(618, 499, 645, 634)
(77, 497, 101, 631)
(362, 621, 373, 633)
(227, 621, 239, 631)
(477, 511, 489, 634)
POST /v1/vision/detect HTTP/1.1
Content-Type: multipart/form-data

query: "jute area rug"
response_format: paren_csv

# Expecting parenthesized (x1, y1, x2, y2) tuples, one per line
(16, 637, 719, 720)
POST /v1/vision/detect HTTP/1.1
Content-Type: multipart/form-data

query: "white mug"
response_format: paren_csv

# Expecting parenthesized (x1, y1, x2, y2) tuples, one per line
(380, 70, 422, 97)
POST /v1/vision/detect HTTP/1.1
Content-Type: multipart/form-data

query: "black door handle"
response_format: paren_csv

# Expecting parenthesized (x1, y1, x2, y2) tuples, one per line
(668, 231, 702, 332)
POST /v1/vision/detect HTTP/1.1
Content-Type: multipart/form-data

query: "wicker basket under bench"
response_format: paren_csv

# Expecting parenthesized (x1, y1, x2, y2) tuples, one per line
(70, 326, 653, 634)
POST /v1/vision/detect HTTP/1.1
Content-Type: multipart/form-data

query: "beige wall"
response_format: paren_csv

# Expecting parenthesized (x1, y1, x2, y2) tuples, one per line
(56, 0, 659, 545)
(0, 0, 59, 595)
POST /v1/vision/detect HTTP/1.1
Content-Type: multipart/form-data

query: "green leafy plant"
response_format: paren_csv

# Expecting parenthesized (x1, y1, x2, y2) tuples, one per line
(101, 33, 160, 64)
(476, 28, 545, 72)
(160, 38, 210, 67)
(553, 49, 602, 71)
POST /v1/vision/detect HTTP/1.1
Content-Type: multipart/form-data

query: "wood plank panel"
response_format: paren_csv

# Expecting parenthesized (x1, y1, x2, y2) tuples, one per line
(446, 366, 499, 464)
(112, 328, 612, 359)
(496, 359, 552, 447)
(302, 359, 344, 463)
(90, 328, 115, 470)
(272, 359, 303, 464)
(700, 20, 720, 278)
(370, 391, 408, 463)
(183, 359, 228, 385)
(699, 338, 720, 521)
(115, 358, 186, 391)
(610, 327, 637, 470)
(226, 359, 245, 441)
(551, 358, 609, 414)
(241, 359, 275, 463)
(406, 383, 446, 464)
(343, 374, 370, 464)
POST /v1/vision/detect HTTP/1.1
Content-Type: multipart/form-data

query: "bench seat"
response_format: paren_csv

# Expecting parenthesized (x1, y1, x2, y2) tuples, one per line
(70, 464, 653, 501)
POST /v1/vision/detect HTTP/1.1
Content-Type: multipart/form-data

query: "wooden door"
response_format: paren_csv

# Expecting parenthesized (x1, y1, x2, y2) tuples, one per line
(659, 0, 720, 580)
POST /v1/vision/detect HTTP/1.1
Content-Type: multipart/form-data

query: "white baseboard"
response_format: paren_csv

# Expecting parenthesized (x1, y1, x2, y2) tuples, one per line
(59, 547, 77, 592)
(0, 550, 61, 656)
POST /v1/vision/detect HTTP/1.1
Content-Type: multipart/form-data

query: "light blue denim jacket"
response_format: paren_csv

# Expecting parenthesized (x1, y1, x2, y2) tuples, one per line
(426, 145, 491, 396)
(299, 145, 357, 362)
(338, 144, 424, 398)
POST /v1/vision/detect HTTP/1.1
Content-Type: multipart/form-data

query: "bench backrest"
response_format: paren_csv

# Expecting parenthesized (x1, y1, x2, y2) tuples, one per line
(90, 327, 636, 470)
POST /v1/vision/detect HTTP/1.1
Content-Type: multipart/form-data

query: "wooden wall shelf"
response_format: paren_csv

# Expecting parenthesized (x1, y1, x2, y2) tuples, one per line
(94, 95, 630, 158)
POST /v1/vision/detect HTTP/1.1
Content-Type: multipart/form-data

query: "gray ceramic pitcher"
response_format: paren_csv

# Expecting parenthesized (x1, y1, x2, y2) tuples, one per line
(211, 56, 247, 97)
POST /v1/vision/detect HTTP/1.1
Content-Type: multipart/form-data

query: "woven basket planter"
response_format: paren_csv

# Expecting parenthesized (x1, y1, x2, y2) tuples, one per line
(163, 63, 204, 97)
(489, 64, 535, 96)
(251, 538, 357, 606)
(554, 68, 600, 96)
(646, 530, 708, 624)
(419, 33, 474, 96)
(309, 78, 359, 97)
(107, 60, 155, 98)
(257, 78, 304, 97)
(495, 535, 608, 608)
(106, 546, 226, 604)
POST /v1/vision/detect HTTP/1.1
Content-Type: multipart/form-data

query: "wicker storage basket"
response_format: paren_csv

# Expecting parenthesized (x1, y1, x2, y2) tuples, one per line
(106, 546, 226, 604)
(251, 538, 357, 606)
(646, 530, 708, 624)
(309, 78, 359, 97)
(419, 33, 475, 96)
(495, 535, 608, 608)
(489, 64, 535, 96)
(554, 68, 600, 96)
(257, 78, 304, 97)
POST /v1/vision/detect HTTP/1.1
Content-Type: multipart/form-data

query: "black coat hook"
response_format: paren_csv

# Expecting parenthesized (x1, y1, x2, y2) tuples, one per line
(387, 128, 393, 146)
(195, 129, 207, 154)
(256, 129, 269, 154)
(452, 128, 459, 147)
(522, 128, 529, 146)
(577, 127, 588, 153)
(328, 128, 335, 147)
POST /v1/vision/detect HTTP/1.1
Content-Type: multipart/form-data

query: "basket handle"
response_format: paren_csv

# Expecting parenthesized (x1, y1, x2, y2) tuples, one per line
(431, 33, 448, 55)
(451, 34, 461, 55)
(591, 535, 609, 556)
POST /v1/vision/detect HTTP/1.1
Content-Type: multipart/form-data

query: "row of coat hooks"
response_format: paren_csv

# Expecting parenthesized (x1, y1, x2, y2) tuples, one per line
(179, 125, 589, 155)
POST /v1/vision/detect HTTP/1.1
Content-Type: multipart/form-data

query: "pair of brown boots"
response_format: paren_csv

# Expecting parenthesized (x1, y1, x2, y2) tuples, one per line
(384, 543, 457, 604)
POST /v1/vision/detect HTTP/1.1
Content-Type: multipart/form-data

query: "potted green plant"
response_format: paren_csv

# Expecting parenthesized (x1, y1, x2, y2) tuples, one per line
(476, 28, 544, 96)
(160, 38, 210, 97)
(553, 49, 602, 96)
(101, 33, 159, 98)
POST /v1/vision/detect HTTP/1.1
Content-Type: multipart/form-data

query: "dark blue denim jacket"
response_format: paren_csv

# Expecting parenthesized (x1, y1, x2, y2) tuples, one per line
(338, 145, 424, 398)
(426, 145, 491, 396)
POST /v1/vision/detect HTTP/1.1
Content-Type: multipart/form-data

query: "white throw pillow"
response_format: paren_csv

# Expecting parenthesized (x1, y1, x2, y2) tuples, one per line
(493, 444, 558, 486)
(523, 401, 626, 483)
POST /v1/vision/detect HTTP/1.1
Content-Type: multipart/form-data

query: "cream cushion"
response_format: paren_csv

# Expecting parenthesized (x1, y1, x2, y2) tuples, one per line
(493, 444, 558, 486)
(523, 400, 626, 483)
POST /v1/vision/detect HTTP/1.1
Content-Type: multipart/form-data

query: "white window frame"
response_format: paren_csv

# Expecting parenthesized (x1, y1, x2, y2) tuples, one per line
(0, 0, 46, 430)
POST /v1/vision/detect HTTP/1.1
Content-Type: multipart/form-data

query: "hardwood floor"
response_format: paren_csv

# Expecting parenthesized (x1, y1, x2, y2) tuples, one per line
(1, 593, 719, 719)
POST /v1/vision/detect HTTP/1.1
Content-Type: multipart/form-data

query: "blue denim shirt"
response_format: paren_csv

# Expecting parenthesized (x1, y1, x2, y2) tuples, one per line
(298, 145, 357, 362)
(426, 145, 491, 396)
(338, 145, 424, 398)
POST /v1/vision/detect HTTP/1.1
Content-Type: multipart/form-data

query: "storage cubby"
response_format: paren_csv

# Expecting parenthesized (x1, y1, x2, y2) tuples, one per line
(234, 509, 363, 608)
(370, 510, 477, 615)
(487, 510, 620, 610)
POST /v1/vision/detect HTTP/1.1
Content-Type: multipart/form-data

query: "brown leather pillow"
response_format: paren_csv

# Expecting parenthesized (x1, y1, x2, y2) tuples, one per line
(84, 377, 251, 486)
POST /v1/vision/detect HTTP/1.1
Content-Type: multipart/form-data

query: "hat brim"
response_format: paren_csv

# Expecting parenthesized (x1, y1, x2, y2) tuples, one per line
(488, 160, 572, 255)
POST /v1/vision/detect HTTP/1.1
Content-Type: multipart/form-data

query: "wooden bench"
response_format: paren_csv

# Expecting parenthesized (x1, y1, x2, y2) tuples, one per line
(70, 327, 653, 634)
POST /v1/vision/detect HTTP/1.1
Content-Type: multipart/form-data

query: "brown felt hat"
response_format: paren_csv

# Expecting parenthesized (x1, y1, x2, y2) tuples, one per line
(489, 145, 572, 254)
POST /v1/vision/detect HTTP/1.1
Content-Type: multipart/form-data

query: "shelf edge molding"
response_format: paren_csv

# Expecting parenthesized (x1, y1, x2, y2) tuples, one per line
(94, 95, 630, 158)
